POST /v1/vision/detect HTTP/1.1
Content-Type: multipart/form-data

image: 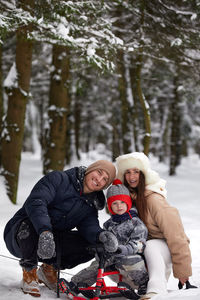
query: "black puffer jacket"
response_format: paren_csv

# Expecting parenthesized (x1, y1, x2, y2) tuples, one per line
(4, 167, 105, 258)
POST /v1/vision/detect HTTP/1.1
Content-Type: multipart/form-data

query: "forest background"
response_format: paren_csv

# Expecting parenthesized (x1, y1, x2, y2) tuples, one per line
(0, 0, 200, 204)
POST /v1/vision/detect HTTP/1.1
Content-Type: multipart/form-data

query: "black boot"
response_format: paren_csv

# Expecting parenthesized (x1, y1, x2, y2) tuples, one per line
(58, 278, 79, 296)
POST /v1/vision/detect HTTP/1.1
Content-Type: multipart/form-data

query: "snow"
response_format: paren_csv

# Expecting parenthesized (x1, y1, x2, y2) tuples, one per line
(3, 63, 18, 89)
(0, 151, 200, 299)
(87, 46, 96, 57)
(170, 38, 182, 47)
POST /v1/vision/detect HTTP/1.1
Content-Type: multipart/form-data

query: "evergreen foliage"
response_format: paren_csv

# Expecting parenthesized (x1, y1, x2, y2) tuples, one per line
(0, 0, 200, 203)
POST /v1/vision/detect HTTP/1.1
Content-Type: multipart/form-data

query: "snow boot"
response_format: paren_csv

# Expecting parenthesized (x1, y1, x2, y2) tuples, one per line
(118, 282, 140, 299)
(21, 268, 40, 297)
(137, 281, 148, 296)
(58, 278, 79, 296)
(37, 263, 57, 291)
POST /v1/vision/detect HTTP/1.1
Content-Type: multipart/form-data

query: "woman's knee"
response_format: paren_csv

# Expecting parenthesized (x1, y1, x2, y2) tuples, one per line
(145, 239, 171, 264)
(144, 239, 172, 283)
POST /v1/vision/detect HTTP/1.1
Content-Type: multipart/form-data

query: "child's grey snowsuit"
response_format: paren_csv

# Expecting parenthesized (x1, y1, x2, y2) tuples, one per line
(71, 207, 148, 289)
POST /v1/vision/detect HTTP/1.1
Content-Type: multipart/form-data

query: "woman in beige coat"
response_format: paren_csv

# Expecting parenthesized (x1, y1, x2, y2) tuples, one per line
(116, 152, 192, 300)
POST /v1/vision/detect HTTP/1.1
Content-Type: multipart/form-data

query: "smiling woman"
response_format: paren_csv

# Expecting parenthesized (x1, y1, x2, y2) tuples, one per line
(115, 152, 193, 300)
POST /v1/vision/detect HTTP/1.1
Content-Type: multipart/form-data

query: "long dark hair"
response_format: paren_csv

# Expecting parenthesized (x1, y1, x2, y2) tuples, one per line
(124, 171, 148, 224)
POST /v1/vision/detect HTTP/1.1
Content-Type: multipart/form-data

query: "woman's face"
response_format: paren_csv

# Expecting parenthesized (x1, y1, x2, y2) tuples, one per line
(124, 168, 140, 188)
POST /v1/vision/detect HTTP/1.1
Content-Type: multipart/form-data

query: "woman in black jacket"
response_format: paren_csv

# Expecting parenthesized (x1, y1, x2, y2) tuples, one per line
(4, 160, 117, 297)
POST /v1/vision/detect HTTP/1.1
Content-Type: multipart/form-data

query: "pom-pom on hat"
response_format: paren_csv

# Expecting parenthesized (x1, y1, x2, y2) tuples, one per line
(85, 160, 116, 189)
(106, 179, 132, 214)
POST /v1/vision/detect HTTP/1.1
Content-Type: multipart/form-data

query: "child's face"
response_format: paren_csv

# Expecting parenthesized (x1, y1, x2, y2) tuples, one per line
(111, 200, 127, 215)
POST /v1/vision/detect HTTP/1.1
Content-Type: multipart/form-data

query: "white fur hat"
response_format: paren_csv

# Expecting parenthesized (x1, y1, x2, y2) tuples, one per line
(116, 152, 167, 198)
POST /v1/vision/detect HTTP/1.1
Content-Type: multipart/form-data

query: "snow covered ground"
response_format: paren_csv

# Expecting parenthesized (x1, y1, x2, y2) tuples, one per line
(0, 150, 200, 299)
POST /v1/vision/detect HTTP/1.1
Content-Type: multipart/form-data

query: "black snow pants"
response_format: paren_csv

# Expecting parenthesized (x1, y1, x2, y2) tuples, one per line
(16, 219, 95, 271)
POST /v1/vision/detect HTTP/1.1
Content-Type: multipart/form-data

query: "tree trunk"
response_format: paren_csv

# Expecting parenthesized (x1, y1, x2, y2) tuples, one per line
(43, 45, 70, 174)
(129, 57, 140, 152)
(112, 4, 131, 155)
(169, 73, 182, 175)
(111, 123, 121, 161)
(65, 107, 72, 165)
(135, 48, 151, 155)
(159, 108, 170, 162)
(85, 115, 91, 153)
(136, 0, 151, 155)
(129, 0, 151, 155)
(1, 0, 33, 203)
(0, 44, 3, 167)
(111, 96, 121, 160)
(74, 98, 81, 160)
(118, 50, 131, 154)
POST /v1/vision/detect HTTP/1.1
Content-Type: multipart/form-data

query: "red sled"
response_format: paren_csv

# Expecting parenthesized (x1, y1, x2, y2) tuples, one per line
(58, 245, 140, 300)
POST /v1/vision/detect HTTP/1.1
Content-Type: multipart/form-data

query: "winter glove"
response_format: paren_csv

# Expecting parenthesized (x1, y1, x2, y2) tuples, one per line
(37, 231, 56, 259)
(98, 231, 118, 253)
(115, 245, 129, 257)
(115, 241, 145, 258)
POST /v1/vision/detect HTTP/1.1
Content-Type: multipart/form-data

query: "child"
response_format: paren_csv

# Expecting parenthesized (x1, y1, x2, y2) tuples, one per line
(63, 179, 149, 296)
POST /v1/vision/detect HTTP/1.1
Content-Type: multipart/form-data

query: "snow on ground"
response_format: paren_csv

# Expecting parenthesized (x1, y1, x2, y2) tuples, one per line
(0, 150, 200, 299)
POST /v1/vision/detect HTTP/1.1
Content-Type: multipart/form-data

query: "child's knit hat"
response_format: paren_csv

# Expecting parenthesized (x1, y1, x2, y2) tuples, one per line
(106, 179, 132, 214)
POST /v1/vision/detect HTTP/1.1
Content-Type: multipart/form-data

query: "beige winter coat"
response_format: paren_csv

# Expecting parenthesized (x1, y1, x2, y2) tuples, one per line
(144, 190, 192, 279)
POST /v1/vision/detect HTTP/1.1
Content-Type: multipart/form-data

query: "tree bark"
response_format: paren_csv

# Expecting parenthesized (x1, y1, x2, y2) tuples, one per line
(129, 57, 140, 152)
(74, 97, 81, 160)
(1, 0, 33, 203)
(159, 107, 170, 162)
(135, 0, 151, 155)
(43, 45, 70, 174)
(0, 44, 3, 167)
(112, 4, 131, 156)
(111, 96, 121, 160)
(118, 50, 131, 154)
(169, 73, 182, 175)
(135, 48, 151, 156)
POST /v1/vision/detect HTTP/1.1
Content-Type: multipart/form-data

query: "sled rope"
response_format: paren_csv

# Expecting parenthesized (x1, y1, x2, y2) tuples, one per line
(0, 253, 74, 276)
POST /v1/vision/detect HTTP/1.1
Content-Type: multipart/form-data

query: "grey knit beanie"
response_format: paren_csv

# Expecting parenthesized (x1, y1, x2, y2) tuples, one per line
(106, 179, 132, 214)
